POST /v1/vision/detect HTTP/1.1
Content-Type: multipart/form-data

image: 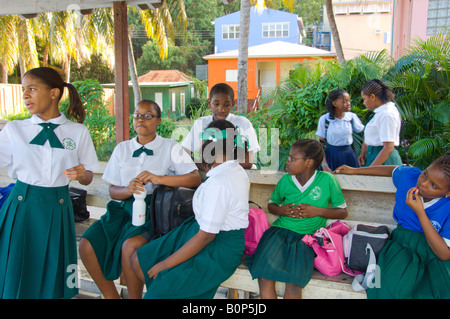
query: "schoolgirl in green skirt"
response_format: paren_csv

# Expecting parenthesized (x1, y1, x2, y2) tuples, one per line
(131, 120, 250, 299)
(359, 80, 403, 167)
(246, 139, 348, 299)
(79, 100, 201, 299)
(335, 152, 450, 299)
(0, 67, 99, 298)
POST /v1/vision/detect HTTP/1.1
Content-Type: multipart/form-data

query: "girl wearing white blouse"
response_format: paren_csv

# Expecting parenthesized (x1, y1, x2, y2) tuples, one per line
(316, 89, 364, 172)
(130, 119, 250, 299)
(359, 79, 402, 167)
(79, 100, 201, 299)
(0, 67, 99, 299)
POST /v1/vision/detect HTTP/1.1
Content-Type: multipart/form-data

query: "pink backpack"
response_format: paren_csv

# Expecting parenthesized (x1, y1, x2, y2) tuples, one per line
(244, 202, 269, 255)
(302, 220, 362, 277)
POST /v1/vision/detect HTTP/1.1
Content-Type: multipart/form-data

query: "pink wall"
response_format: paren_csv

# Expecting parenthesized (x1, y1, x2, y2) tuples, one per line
(392, 0, 430, 59)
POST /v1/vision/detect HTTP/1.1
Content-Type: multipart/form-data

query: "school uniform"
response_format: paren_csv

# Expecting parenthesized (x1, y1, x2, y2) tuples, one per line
(363, 102, 402, 166)
(367, 166, 450, 299)
(181, 113, 261, 155)
(136, 160, 249, 299)
(316, 112, 364, 170)
(82, 135, 197, 281)
(0, 114, 99, 299)
(246, 171, 346, 288)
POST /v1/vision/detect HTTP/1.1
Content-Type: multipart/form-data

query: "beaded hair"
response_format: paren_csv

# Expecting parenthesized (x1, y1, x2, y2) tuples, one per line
(361, 79, 395, 103)
(200, 119, 246, 168)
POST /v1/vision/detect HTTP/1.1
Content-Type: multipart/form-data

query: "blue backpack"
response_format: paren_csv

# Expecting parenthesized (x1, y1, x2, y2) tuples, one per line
(0, 183, 15, 209)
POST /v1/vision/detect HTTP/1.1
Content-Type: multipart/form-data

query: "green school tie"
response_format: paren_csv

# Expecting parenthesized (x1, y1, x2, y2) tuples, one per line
(29, 123, 64, 149)
(132, 146, 154, 157)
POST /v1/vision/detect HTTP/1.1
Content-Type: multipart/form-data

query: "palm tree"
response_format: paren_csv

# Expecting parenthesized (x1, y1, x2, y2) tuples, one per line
(235, 0, 295, 113)
(0, 15, 39, 83)
(128, 2, 187, 106)
(325, 0, 345, 63)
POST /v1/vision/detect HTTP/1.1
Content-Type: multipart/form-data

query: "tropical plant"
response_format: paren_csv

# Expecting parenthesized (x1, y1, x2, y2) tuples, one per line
(249, 33, 449, 170)
(386, 33, 450, 169)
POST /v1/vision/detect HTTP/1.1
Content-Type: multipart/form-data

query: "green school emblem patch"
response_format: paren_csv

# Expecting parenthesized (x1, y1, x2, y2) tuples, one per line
(62, 138, 76, 150)
(309, 186, 322, 201)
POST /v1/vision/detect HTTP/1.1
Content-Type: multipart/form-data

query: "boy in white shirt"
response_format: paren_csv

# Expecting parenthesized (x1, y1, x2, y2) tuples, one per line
(181, 83, 260, 169)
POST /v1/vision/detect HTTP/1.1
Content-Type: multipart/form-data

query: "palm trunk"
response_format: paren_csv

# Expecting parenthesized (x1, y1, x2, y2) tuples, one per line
(237, 0, 251, 114)
(0, 64, 8, 83)
(326, 0, 345, 63)
(128, 32, 141, 108)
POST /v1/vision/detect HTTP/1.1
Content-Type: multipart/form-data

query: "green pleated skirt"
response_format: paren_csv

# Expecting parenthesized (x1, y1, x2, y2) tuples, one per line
(245, 226, 315, 288)
(367, 225, 450, 299)
(0, 180, 77, 299)
(81, 196, 152, 281)
(137, 217, 245, 299)
(364, 145, 403, 166)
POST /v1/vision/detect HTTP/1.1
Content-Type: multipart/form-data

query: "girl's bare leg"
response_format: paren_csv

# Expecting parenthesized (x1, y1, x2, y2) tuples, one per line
(79, 238, 120, 299)
(121, 235, 148, 299)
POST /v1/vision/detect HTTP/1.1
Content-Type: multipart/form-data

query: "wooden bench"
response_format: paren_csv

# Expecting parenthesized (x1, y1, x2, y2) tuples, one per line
(0, 164, 397, 299)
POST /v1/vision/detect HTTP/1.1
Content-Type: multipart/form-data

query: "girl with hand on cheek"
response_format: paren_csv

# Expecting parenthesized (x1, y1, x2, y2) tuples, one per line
(334, 152, 450, 298)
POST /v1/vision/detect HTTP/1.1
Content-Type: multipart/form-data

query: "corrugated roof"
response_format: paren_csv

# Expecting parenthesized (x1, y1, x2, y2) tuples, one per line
(204, 41, 336, 59)
(137, 70, 193, 83)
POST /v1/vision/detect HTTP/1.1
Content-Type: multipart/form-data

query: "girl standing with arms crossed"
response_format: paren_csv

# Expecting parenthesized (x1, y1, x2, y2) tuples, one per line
(80, 100, 201, 299)
(335, 153, 449, 298)
(0, 67, 99, 298)
(246, 139, 348, 299)
(316, 89, 364, 172)
(359, 79, 402, 166)
(131, 119, 249, 299)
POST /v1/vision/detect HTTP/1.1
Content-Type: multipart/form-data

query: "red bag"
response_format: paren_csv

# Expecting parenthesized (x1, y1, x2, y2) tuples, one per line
(244, 201, 269, 255)
(302, 220, 361, 277)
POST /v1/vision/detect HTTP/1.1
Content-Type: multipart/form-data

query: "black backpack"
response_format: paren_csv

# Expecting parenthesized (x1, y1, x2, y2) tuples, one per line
(69, 187, 90, 222)
(149, 185, 196, 240)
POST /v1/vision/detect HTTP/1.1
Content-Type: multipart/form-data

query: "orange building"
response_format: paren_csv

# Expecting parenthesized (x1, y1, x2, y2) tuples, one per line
(203, 41, 336, 112)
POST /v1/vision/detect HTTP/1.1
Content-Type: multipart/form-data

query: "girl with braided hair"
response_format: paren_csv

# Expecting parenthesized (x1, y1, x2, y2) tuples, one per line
(360, 79, 403, 166)
(130, 119, 250, 299)
(247, 139, 348, 299)
(335, 152, 450, 298)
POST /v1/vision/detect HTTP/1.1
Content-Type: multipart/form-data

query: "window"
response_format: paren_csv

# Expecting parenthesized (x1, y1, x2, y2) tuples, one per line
(225, 69, 238, 82)
(180, 93, 185, 116)
(172, 93, 176, 111)
(427, 0, 450, 36)
(222, 24, 240, 40)
(377, 3, 391, 13)
(262, 23, 289, 38)
(334, 5, 348, 15)
(363, 4, 377, 13)
(348, 4, 362, 14)
(155, 92, 163, 110)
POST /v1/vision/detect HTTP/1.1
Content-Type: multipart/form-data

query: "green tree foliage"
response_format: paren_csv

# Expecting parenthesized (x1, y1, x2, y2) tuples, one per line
(248, 34, 449, 170)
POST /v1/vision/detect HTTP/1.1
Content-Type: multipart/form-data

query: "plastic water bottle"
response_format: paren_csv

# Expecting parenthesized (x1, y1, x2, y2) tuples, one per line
(132, 191, 147, 226)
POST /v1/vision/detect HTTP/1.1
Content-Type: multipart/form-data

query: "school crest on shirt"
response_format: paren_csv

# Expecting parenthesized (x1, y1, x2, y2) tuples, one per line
(62, 138, 76, 150)
(309, 186, 322, 200)
(430, 220, 442, 233)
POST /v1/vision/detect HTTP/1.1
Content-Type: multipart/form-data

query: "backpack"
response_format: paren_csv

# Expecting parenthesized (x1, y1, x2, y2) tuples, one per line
(149, 185, 196, 240)
(69, 187, 90, 222)
(244, 201, 269, 255)
(0, 183, 15, 209)
(343, 224, 390, 291)
(302, 220, 360, 277)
